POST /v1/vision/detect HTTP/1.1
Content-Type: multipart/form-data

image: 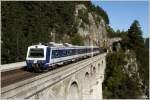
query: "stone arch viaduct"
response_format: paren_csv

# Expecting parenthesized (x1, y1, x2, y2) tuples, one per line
(1, 53, 106, 100)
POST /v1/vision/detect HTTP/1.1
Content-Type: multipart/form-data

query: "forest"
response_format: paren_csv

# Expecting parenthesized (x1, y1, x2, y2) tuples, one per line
(103, 20, 149, 98)
(1, 1, 109, 64)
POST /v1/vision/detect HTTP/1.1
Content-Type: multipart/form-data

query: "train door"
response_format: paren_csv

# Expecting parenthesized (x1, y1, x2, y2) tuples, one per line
(46, 47, 51, 65)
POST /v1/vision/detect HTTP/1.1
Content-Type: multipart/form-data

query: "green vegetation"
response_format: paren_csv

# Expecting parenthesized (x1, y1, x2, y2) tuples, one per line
(78, 1, 109, 24)
(95, 16, 102, 27)
(128, 20, 145, 49)
(103, 51, 142, 99)
(103, 20, 149, 98)
(145, 38, 149, 48)
(1, 1, 75, 64)
(2, 1, 109, 64)
(71, 33, 84, 46)
(127, 20, 149, 98)
(106, 26, 127, 38)
(78, 9, 89, 25)
(92, 13, 102, 27)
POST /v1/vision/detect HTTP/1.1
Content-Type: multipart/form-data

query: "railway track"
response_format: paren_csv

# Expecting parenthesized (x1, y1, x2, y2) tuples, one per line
(1, 56, 92, 88)
(1, 68, 38, 87)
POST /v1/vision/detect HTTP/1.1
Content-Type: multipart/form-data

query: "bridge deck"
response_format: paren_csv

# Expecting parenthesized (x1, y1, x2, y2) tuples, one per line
(1, 56, 96, 87)
(1, 68, 38, 87)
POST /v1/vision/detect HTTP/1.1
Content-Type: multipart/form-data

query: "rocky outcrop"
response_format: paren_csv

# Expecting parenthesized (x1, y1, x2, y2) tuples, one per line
(123, 50, 139, 77)
(75, 4, 107, 47)
(123, 50, 147, 98)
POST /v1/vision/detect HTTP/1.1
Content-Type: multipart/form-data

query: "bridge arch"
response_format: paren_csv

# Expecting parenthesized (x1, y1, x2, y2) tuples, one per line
(85, 72, 89, 79)
(93, 67, 96, 73)
(84, 72, 90, 88)
(93, 67, 96, 77)
(98, 63, 100, 73)
(66, 81, 80, 100)
(90, 65, 93, 76)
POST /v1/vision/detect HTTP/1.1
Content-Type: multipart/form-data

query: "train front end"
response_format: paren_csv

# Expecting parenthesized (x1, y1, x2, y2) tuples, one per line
(26, 45, 49, 72)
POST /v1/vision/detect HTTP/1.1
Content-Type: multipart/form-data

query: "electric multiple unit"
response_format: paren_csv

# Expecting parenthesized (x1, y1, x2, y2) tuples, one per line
(26, 42, 100, 72)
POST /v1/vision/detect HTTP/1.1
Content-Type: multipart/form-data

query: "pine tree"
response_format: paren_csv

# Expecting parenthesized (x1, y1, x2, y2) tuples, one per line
(145, 38, 149, 48)
(127, 20, 149, 98)
(127, 20, 144, 49)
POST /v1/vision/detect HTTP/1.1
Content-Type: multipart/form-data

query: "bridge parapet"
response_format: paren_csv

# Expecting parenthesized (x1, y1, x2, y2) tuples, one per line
(1, 61, 26, 72)
(1, 53, 107, 100)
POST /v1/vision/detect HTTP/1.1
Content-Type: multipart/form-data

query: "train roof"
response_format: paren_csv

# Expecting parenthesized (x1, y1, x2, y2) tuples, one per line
(28, 42, 99, 49)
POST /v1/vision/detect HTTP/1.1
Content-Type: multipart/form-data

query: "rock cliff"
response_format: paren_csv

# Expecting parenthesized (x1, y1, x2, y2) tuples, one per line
(75, 4, 108, 46)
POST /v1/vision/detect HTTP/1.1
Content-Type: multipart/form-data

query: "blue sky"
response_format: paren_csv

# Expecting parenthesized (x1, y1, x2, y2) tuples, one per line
(91, 1, 149, 38)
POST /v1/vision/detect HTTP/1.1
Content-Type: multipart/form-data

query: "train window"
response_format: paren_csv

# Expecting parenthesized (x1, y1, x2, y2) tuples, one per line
(71, 49, 73, 55)
(88, 48, 91, 53)
(78, 49, 80, 54)
(63, 49, 67, 57)
(66, 50, 68, 56)
(56, 51, 59, 58)
(69, 49, 72, 56)
(52, 50, 55, 58)
(65, 50, 67, 57)
(67, 49, 70, 56)
(61, 50, 66, 57)
(60, 49, 75, 57)
(76, 49, 79, 54)
(82, 49, 84, 53)
(52, 50, 59, 58)
(81, 49, 83, 54)
(58, 50, 61, 57)
(79, 49, 82, 54)
(29, 48, 44, 58)
(73, 49, 76, 55)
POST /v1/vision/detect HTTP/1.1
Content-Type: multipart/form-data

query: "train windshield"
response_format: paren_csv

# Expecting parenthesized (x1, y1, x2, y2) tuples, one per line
(29, 48, 44, 58)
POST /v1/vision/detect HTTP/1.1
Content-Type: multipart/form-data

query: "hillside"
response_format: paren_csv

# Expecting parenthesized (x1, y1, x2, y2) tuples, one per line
(1, 1, 109, 64)
(103, 20, 149, 99)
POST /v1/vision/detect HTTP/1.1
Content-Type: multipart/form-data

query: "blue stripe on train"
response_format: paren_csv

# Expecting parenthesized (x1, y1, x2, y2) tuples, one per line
(43, 47, 51, 69)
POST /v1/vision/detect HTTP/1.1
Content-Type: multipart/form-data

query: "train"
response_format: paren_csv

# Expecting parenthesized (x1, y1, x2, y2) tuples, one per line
(26, 42, 101, 72)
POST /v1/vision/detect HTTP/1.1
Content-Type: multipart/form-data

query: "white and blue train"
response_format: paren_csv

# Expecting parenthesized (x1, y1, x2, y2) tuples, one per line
(26, 42, 101, 72)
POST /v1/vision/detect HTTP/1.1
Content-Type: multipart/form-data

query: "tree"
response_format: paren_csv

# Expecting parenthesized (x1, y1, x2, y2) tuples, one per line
(127, 20, 149, 98)
(103, 51, 142, 99)
(1, 1, 108, 64)
(71, 34, 84, 45)
(145, 38, 149, 48)
(127, 20, 144, 49)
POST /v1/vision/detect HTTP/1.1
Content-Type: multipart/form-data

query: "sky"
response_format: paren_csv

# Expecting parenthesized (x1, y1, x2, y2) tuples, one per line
(91, 1, 149, 38)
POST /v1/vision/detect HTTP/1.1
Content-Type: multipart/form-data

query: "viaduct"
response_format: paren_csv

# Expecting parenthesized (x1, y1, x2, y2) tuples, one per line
(1, 38, 121, 100)
(1, 53, 106, 100)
